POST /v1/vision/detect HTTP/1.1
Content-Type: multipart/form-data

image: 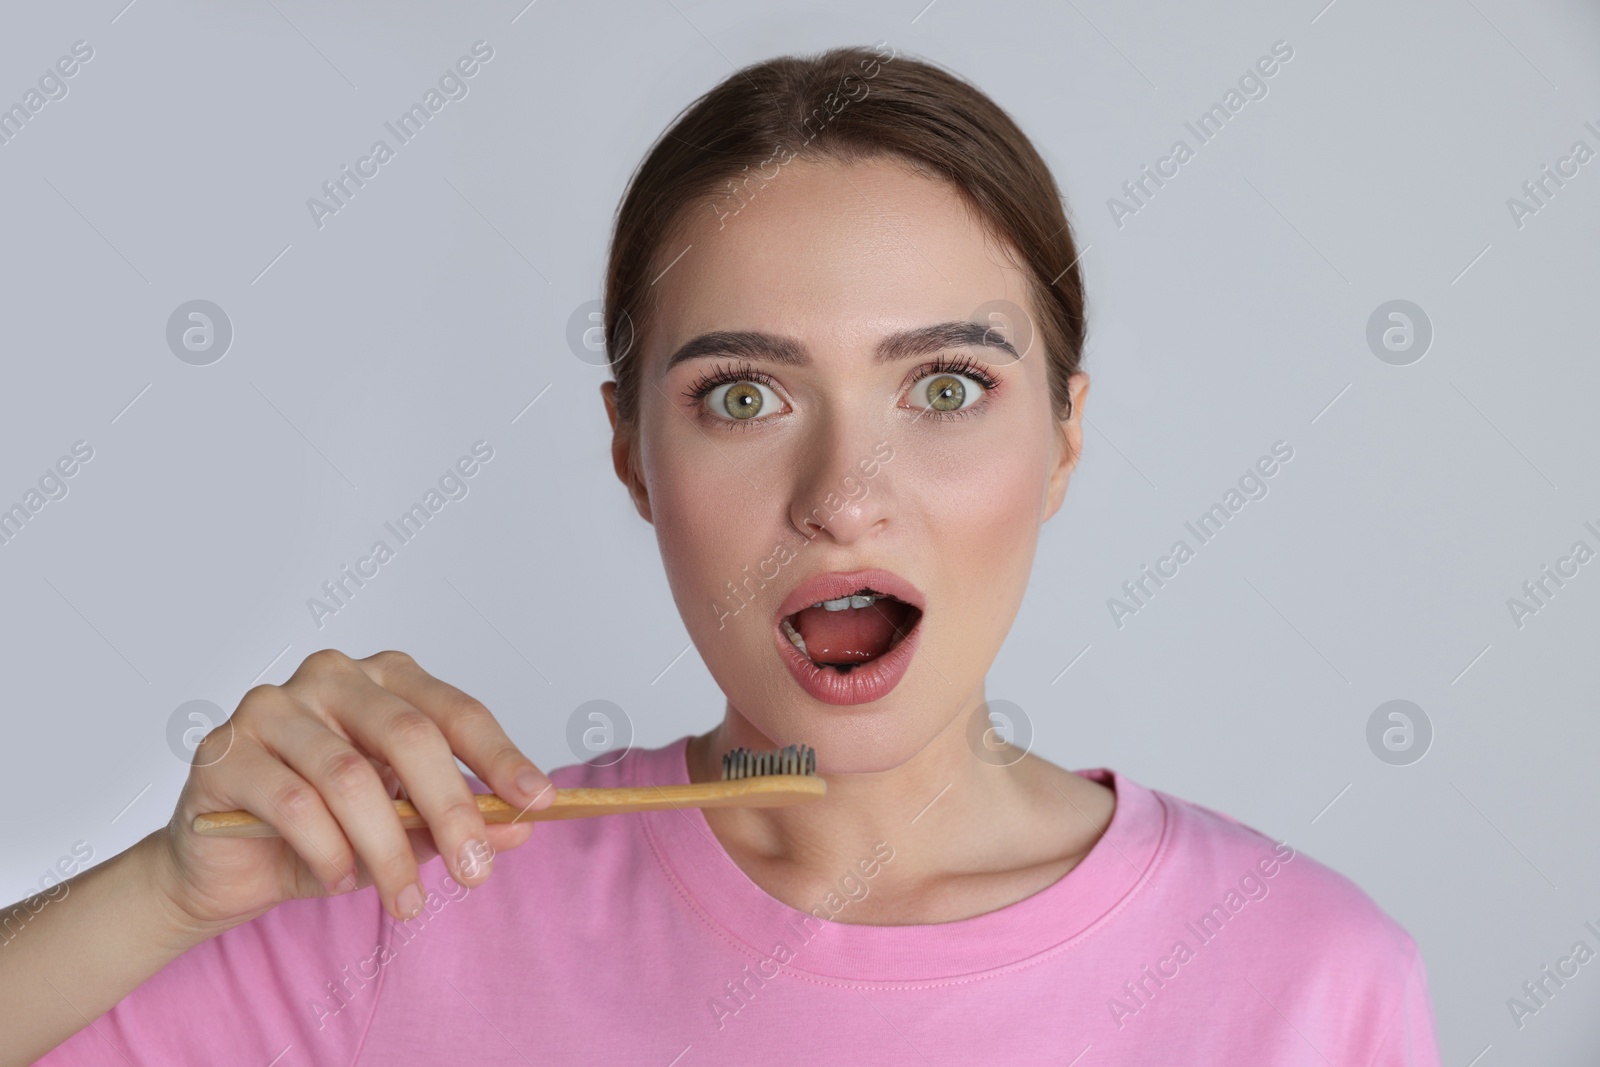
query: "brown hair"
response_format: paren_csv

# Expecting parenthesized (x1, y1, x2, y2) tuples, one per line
(602, 43, 1087, 439)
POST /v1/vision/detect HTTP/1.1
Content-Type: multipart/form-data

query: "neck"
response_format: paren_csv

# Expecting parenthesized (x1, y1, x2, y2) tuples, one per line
(685, 688, 1039, 888)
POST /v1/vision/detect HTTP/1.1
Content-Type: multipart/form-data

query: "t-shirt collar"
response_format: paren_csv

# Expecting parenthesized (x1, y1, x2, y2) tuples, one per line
(635, 735, 1168, 984)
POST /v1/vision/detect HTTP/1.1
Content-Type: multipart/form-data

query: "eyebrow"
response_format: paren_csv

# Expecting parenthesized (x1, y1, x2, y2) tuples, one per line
(661, 320, 1020, 373)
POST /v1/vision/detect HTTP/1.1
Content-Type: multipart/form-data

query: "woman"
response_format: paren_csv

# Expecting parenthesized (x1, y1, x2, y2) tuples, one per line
(12, 44, 1439, 1065)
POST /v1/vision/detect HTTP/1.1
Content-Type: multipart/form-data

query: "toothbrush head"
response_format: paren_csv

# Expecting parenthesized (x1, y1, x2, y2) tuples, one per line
(720, 744, 818, 780)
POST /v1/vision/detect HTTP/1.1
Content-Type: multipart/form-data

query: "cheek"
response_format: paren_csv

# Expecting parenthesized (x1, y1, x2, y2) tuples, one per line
(646, 435, 789, 589)
(915, 427, 1044, 546)
(904, 423, 1046, 611)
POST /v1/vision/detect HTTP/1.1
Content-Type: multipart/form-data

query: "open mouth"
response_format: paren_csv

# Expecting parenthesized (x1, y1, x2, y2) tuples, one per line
(778, 587, 923, 674)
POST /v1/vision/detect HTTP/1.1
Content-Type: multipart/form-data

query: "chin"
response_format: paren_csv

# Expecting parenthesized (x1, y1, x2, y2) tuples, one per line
(724, 674, 960, 776)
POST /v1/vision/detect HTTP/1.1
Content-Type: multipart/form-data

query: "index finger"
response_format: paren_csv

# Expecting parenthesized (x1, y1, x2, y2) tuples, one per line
(355, 651, 555, 815)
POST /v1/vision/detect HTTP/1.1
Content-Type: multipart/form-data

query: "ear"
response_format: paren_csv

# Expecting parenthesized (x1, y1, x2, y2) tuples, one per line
(600, 381, 652, 523)
(1041, 370, 1089, 524)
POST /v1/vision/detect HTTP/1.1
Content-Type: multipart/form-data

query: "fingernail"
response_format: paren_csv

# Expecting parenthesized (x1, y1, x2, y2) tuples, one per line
(516, 766, 551, 801)
(396, 882, 424, 920)
(458, 838, 491, 881)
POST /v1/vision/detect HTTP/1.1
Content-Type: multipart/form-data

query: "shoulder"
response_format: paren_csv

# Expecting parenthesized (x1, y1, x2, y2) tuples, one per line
(1094, 770, 1439, 1061)
(1129, 772, 1424, 973)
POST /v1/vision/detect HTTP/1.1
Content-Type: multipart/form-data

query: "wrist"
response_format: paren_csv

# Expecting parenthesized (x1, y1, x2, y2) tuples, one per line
(129, 827, 243, 948)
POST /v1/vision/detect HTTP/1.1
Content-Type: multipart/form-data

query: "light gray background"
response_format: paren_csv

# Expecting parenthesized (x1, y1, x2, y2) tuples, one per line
(3, 0, 1598, 1061)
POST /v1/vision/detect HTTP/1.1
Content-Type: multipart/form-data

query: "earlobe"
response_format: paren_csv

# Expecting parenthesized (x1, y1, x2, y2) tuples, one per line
(1041, 371, 1089, 523)
(600, 381, 653, 524)
(626, 441, 653, 524)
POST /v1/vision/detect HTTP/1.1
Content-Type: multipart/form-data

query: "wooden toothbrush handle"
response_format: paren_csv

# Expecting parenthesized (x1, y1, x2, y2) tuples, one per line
(190, 777, 826, 838)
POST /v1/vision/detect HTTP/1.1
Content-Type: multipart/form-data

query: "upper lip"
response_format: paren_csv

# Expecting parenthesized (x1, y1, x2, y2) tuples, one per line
(774, 567, 927, 623)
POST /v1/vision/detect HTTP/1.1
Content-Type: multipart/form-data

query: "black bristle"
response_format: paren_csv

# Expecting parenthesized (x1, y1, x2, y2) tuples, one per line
(720, 743, 818, 780)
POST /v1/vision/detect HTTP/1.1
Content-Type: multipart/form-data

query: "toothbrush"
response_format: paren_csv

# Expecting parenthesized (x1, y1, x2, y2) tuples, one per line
(190, 744, 824, 839)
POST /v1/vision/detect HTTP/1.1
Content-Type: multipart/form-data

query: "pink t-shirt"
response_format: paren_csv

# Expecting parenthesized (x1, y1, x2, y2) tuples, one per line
(37, 736, 1440, 1065)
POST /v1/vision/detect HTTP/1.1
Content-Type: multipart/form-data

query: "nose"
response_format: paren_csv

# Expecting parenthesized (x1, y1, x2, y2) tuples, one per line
(786, 422, 895, 545)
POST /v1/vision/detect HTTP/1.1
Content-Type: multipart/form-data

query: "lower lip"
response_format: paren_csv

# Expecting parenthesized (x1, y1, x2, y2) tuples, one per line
(772, 612, 922, 706)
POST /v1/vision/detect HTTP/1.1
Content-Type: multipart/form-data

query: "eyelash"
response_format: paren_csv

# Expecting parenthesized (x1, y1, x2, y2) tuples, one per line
(682, 355, 1002, 428)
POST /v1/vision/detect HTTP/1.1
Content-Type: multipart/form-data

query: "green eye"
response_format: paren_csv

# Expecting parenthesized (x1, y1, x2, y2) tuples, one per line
(925, 374, 965, 412)
(912, 371, 986, 415)
(724, 382, 762, 418)
(708, 379, 780, 421)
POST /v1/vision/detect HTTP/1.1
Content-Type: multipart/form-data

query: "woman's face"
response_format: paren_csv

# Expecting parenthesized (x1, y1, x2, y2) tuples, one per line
(604, 155, 1086, 773)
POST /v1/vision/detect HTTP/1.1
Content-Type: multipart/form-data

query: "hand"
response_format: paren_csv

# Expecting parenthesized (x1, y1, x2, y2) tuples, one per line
(152, 649, 554, 932)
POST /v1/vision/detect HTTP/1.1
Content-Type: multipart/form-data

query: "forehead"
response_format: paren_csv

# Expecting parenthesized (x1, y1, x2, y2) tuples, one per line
(645, 156, 1034, 367)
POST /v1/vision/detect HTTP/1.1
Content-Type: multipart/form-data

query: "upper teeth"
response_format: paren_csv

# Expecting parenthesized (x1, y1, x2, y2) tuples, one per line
(815, 594, 877, 611)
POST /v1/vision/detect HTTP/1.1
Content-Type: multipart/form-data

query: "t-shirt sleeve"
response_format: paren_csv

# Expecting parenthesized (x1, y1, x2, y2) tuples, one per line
(32, 886, 388, 1066)
(1367, 937, 1443, 1067)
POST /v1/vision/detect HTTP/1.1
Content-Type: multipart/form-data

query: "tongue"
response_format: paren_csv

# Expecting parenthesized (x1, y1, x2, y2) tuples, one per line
(792, 599, 914, 665)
